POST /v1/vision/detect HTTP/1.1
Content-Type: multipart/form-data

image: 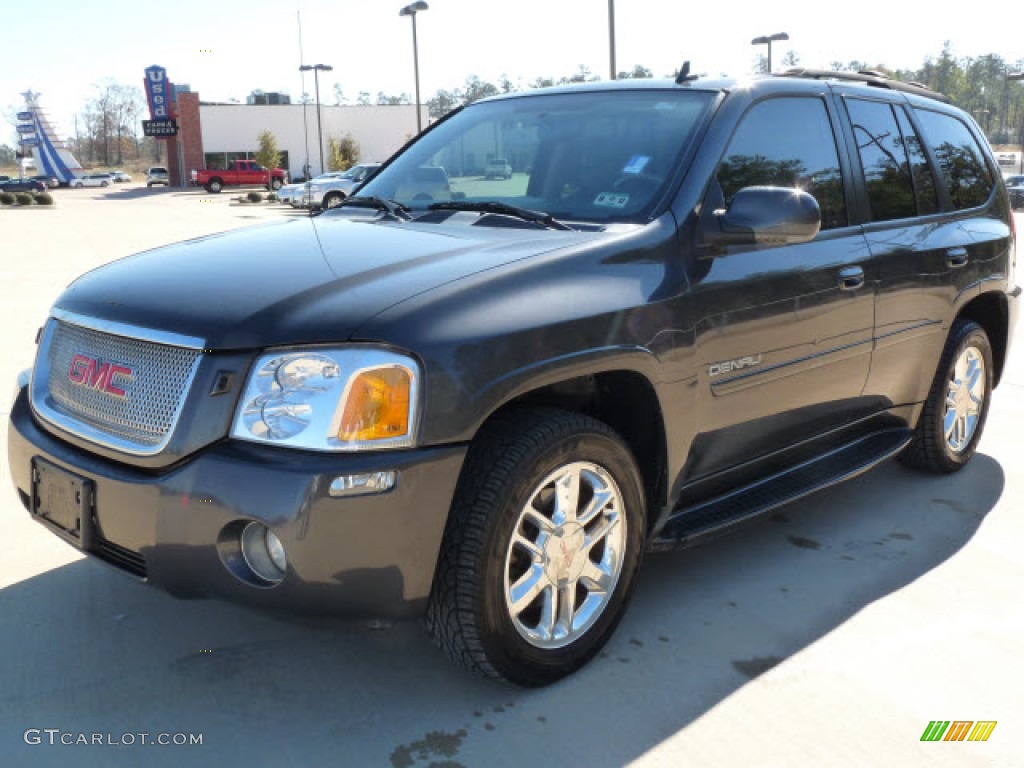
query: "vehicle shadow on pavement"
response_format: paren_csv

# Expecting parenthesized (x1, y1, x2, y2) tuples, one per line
(0, 455, 1003, 768)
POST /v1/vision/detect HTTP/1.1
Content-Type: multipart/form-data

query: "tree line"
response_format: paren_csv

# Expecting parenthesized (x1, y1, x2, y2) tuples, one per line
(5, 43, 1024, 171)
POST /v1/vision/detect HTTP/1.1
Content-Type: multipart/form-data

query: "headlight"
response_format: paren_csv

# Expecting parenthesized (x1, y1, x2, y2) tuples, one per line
(230, 348, 420, 451)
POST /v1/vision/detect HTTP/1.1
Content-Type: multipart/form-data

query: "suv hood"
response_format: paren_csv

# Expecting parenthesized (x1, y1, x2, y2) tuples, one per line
(55, 215, 584, 349)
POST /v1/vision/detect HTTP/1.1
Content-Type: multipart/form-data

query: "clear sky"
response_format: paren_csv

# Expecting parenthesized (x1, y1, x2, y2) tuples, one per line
(2, 0, 1021, 145)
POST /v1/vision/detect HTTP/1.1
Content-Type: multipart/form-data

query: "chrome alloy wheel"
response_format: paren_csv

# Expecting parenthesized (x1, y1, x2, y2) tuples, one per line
(944, 345, 986, 454)
(503, 461, 627, 649)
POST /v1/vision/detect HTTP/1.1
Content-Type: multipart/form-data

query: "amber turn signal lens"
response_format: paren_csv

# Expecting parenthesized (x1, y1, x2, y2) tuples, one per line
(338, 368, 412, 442)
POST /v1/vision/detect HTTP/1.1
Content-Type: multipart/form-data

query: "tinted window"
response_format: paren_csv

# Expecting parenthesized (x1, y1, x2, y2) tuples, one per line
(717, 97, 847, 229)
(895, 107, 939, 215)
(915, 109, 993, 210)
(358, 90, 714, 223)
(846, 98, 915, 221)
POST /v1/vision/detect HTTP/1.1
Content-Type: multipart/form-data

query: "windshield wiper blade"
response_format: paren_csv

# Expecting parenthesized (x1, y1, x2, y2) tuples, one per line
(429, 201, 573, 231)
(337, 196, 411, 220)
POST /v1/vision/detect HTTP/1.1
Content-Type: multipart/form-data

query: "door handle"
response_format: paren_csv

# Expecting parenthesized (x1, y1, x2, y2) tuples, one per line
(838, 266, 864, 291)
(946, 247, 969, 268)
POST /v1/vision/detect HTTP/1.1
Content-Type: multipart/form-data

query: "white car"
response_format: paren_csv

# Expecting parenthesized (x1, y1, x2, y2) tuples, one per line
(305, 163, 382, 209)
(108, 170, 132, 183)
(70, 173, 114, 188)
(277, 173, 343, 207)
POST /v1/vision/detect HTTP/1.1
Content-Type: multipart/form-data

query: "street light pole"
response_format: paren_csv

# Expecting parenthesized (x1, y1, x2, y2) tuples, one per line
(751, 32, 789, 74)
(300, 63, 333, 174)
(399, 1, 429, 134)
(1008, 72, 1024, 174)
(608, 0, 616, 80)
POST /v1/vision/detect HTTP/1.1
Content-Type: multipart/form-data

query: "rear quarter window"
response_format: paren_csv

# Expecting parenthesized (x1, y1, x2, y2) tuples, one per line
(914, 109, 994, 210)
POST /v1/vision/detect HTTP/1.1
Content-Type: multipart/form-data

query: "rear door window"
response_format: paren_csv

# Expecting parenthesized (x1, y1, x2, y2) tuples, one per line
(914, 109, 993, 210)
(845, 98, 916, 221)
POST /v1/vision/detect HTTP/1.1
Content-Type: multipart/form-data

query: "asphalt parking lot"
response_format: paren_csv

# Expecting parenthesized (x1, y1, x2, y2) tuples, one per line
(1, 184, 1022, 767)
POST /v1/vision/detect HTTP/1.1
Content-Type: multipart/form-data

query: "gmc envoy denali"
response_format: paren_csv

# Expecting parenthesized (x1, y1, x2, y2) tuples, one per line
(8, 69, 1019, 685)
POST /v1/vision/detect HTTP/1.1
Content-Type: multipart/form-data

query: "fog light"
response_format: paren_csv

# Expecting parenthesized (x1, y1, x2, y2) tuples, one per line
(329, 471, 397, 497)
(240, 522, 286, 584)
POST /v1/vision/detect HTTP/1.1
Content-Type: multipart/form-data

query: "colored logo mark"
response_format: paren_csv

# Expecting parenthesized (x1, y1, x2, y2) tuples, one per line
(920, 720, 997, 742)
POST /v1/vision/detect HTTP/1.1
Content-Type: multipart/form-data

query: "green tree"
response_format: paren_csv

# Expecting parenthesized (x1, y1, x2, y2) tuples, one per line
(0, 143, 15, 166)
(617, 65, 653, 79)
(328, 133, 360, 172)
(254, 130, 282, 174)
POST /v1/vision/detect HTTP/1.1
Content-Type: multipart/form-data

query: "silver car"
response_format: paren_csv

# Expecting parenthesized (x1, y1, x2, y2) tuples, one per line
(305, 163, 382, 209)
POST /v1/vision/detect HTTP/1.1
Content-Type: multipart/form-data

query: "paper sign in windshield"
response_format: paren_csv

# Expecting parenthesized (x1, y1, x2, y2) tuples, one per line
(594, 192, 629, 208)
(622, 155, 650, 174)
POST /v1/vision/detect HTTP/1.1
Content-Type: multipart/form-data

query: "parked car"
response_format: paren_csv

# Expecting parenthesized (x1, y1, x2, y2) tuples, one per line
(69, 173, 114, 188)
(194, 160, 287, 193)
(484, 157, 512, 179)
(146, 166, 169, 187)
(108, 170, 132, 183)
(305, 163, 382, 209)
(7, 70, 1019, 687)
(29, 174, 59, 189)
(0, 178, 46, 193)
(1007, 185, 1024, 210)
(279, 172, 345, 208)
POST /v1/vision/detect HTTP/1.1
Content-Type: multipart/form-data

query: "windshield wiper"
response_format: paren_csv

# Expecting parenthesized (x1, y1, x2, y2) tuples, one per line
(336, 196, 411, 220)
(429, 201, 573, 231)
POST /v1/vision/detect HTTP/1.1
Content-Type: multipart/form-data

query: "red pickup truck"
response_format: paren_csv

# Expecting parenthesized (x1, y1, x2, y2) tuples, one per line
(193, 160, 288, 193)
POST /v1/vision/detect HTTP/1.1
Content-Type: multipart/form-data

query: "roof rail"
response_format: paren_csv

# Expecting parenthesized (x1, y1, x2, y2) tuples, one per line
(777, 68, 952, 104)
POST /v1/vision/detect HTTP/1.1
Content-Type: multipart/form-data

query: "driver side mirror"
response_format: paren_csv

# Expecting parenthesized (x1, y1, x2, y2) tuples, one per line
(703, 186, 821, 248)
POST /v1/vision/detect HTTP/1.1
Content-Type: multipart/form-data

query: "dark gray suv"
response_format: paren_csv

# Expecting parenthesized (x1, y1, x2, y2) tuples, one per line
(8, 69, 1018, 686)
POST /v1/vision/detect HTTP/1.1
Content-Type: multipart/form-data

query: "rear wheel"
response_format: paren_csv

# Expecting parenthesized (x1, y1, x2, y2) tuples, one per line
(427, 409, 646, 686)
(900, 319, 993, 473)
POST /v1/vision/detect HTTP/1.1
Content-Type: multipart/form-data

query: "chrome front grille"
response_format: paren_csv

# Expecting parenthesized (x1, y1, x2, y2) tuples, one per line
(31, 312, 204, 455)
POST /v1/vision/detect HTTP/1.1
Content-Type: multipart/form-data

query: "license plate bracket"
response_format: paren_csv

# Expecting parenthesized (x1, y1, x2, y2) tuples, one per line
(31, 458, 95, 551)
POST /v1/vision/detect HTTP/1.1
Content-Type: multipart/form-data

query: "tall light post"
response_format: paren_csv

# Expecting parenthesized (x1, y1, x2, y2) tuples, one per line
(299, 63, 332, 174)
(1008, 72, 1024, 174)
(399, 1, 429, 134)
(751, 32, 789, 74)
(608, 0, 616, 80)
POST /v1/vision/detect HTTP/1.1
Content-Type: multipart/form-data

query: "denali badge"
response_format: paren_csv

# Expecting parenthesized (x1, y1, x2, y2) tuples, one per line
(708, 354, 763, 377)
(68, 354, 134, 398)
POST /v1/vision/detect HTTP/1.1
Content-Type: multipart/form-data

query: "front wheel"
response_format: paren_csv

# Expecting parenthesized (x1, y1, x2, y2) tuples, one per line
(322, 191, 345, 209)
(206, 179, 223, 193)
(270, 178, 283, 191)
(900, 319, 993, 473)
(427, 409, 646, 686)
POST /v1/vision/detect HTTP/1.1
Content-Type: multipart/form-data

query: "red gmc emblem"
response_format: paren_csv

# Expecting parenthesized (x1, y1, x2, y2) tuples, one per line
(68, 354, 134, 398)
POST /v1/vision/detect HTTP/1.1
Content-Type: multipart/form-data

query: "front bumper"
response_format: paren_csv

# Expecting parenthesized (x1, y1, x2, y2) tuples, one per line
(8, 388, 467, 617)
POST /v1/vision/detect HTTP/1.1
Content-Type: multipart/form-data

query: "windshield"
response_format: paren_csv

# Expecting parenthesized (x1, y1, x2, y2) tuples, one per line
(358, 88, 714, 224)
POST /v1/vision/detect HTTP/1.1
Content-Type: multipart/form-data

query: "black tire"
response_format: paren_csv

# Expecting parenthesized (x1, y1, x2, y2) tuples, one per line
(147, 183, 152, 188)
(271, 178, 283, 191)
(899, 319, 993, 474)
(427, 408, 646, 686)
(323, 191, 344, 209)
(206, 179, 223, 193)
(101, 181, 109, 187)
